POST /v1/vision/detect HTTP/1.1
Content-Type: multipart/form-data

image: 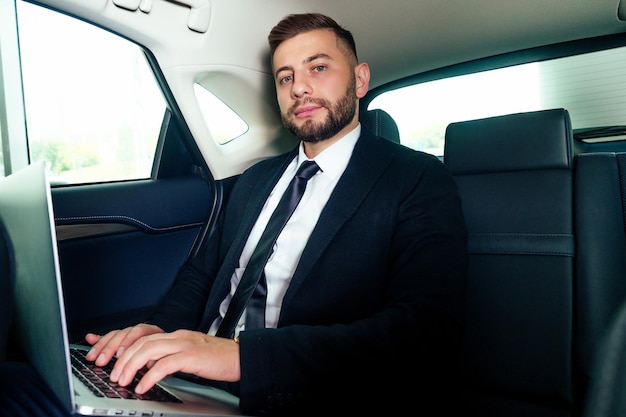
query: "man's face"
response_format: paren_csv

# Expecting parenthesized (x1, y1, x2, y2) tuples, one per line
(272, 29, 362, 143)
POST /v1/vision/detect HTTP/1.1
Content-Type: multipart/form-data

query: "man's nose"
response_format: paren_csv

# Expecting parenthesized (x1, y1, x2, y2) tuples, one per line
(291, 74, 312, 98)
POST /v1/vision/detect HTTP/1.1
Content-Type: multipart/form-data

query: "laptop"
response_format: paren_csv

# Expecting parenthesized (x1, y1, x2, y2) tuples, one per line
(0, 161, 247, 416)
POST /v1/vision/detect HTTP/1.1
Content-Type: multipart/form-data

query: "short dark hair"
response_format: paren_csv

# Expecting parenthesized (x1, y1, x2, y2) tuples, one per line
(268, 13, 358, 63)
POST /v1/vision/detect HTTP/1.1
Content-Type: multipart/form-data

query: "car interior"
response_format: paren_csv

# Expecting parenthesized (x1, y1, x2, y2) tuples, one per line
(2, 0, 626, 416)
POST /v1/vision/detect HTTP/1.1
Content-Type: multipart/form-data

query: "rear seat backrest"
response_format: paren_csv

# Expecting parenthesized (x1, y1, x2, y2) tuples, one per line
(575, 152, 626, 400)
(444, 108, 576, 416)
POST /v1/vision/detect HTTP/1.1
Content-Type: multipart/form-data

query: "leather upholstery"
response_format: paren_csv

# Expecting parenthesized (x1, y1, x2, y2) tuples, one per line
(445, 109, 573, 174)
(444, 108, 576, 416)
(360, 108, 401, 143)
(0, 219, 14, 364)
(582, 300, 626, 417)
(575, 152, 626, 406)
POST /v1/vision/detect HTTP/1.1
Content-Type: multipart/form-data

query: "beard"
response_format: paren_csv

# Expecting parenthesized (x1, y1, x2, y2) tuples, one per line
(281, 76, 357, 143)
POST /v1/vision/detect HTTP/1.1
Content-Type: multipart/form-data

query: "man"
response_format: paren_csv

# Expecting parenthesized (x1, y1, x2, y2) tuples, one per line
(86, 13, 467, 416)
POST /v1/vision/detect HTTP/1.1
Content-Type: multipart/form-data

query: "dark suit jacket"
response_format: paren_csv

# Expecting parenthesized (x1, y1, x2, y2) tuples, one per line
(152, 128, 467, 416)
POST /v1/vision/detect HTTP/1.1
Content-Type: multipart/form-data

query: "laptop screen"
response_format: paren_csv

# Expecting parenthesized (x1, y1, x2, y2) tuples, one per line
(0, 161, 75, 413)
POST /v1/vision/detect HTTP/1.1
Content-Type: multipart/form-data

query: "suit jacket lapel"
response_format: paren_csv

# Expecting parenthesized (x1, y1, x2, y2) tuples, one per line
(280, 131, 394, 315)
(228, 151, 297, 259)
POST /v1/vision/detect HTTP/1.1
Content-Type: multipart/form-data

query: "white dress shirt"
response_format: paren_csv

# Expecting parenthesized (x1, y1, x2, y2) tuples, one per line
(208, 125, 361, 336)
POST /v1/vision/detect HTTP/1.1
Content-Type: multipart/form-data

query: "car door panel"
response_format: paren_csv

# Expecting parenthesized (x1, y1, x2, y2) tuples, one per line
(51, 175, 215, 342)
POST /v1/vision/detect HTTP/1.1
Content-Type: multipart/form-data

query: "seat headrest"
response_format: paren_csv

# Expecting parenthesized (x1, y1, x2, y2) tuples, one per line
(360, 108, 401, 143)
(444, 108, 573, 175)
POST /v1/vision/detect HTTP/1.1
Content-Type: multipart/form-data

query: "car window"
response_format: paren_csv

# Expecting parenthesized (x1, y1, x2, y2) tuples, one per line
(15, 2, 166, 184)
(369, 46, 626, 157)
(194, 83, 248, 145)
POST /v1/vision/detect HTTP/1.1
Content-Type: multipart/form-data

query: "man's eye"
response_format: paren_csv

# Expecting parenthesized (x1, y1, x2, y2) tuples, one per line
(279, 75, 293, 84)
(313, 65, 326, 73)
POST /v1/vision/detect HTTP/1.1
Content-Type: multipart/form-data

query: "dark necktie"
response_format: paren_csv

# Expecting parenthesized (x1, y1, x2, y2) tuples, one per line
(215, 160, 320, 338)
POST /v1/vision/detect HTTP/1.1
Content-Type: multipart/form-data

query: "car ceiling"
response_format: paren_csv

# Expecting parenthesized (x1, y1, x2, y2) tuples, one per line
(28, 0, 626, 178)
(38, 0, 626, 91)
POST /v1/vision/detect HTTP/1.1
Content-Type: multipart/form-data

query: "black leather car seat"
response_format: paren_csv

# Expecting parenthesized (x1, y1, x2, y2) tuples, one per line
(444, 108, 576, 416)
(582, 298, 626, 417)
(360, 108, 401, 143)
(575, 151, 626, 410)
(0, 219, 14, 364)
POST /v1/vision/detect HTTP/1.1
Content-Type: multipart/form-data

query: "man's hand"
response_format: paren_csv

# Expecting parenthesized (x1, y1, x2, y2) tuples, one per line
(85, 323, 164, 367)
(108, 330, 241, 394)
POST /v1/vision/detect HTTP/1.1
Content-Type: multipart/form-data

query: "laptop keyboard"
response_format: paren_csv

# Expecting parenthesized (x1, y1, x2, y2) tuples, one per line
(70, 347, 182, 403)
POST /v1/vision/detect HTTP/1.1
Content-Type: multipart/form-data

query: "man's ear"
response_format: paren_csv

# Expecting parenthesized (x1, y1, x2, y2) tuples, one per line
(355, 63, 370, 98)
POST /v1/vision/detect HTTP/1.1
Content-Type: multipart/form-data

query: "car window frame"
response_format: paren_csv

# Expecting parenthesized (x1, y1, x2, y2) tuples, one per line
(362, 33, 626, 156)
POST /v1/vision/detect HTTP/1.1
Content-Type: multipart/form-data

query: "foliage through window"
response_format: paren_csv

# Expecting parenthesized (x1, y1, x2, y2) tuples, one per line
(17, 2, 166, 184)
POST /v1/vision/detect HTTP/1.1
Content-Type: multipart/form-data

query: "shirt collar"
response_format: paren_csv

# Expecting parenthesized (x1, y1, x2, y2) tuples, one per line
(296, 124, 361, 180)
